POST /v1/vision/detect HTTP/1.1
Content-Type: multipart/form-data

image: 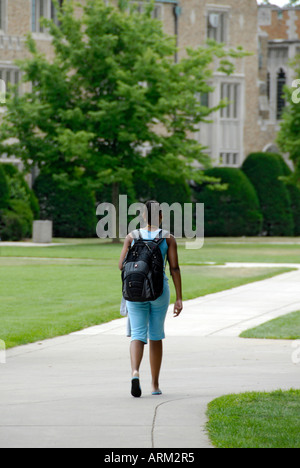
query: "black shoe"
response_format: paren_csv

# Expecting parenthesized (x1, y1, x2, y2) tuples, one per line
(131, 377, 142, 398)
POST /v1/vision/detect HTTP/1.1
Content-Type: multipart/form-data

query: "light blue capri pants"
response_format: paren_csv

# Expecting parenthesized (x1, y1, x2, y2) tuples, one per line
(126, 279, 170, 344)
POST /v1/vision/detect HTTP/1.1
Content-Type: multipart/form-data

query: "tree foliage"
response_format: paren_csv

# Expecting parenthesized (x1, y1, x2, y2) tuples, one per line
(277, 53, 300, 187)
(1, 163, 40, 219)
(0, 0, 246, 199)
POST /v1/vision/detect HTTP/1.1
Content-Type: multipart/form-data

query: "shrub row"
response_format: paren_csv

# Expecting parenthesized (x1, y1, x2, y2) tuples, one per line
(193, 152, 300, 237)
(5, 152, 298, 240)
(33, 174, 96, 238)
(33, 172, 190, 238)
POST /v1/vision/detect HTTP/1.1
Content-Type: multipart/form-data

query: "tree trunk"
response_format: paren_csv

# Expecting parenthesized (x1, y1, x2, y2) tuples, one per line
(112, 181, 121, 244)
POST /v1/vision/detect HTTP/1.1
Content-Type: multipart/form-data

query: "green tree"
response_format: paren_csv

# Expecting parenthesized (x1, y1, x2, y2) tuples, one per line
(277, 54, 300, 187)
(0, 0, 246, 240)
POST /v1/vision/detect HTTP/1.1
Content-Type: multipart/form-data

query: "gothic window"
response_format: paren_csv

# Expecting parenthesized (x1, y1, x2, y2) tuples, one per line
(276, 68, 286, 120)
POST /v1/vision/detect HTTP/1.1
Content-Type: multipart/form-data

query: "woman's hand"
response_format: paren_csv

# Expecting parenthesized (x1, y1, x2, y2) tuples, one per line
(173, 299, 183, 317)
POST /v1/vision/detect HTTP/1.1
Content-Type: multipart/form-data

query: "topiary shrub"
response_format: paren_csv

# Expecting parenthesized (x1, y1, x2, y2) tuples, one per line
(33, 173, 96, 238)
(242, 153, 294, 236)
(193, 168, 263, 237)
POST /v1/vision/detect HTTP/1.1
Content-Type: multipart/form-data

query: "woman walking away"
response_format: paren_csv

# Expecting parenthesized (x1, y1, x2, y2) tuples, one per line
(119, 200, 183, 397)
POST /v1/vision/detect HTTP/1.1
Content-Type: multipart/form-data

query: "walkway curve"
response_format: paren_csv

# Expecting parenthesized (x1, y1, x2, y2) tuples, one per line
(1, 264, 300, 448)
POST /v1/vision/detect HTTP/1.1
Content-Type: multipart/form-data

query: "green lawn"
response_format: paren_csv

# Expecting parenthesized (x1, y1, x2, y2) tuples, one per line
(0, 238, 297, 348)
(240, 311, 300, 340)
(0, 254, 291, 348)
(1, 237, 300, 263)
(206, 389, 300, 448)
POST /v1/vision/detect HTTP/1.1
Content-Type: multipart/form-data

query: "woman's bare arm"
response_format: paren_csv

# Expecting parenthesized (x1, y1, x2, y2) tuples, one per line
(167, 235, 183, 317)
(118, 234, 133, 270)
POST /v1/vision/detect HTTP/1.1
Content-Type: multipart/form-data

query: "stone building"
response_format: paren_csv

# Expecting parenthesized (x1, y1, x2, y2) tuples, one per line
(173, 0, 260, 167)
(257, 3, 300, 155)
(0, 0, 299, 177)
(0, 0, 58, 179)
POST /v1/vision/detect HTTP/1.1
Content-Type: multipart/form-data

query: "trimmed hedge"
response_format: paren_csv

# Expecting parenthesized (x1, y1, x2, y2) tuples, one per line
(33, 173, 96, 238)
(242, 153, 294, 236)
(193, 168, 263, 237)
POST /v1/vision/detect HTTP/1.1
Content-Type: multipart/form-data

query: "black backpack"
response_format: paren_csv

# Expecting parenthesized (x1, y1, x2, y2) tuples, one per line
(122, 229, 166, 302)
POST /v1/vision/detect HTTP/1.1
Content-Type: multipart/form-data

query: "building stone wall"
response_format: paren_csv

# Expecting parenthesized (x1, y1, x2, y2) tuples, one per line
(260, 8, 289, 40)
(257, 4, 300, 158)
(173, 0, 260, 165)
(260, 6, 300, 41)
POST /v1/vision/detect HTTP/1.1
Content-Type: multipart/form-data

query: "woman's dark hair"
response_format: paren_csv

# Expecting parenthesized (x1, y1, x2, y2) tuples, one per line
(145, 200, 162, 227)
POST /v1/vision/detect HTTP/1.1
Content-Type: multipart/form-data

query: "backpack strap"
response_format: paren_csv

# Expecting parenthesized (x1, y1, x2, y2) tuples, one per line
(154, 229, 169, 244)
(131, 229, 141, 240)
(154, 230, 169, 270)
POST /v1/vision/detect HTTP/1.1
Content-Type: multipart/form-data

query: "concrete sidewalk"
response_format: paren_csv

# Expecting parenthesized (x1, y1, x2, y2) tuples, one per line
(74, 266, 300, 338)
(1, 266, 300, 448)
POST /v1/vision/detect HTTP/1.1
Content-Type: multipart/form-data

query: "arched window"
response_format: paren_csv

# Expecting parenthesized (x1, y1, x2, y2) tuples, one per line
(277, 68, 286, 120)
